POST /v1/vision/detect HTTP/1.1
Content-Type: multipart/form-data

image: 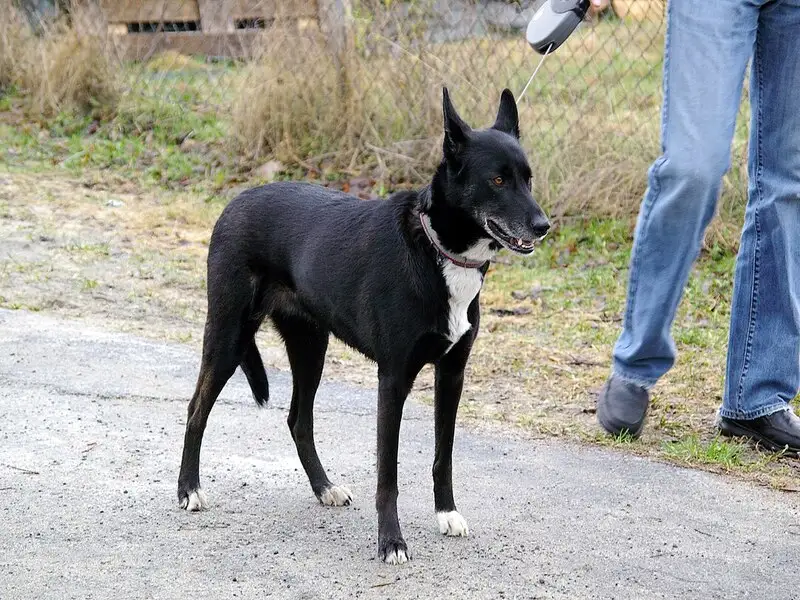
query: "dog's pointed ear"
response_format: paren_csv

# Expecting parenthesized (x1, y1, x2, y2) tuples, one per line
(442, 87, 470, 157)
(492, 88, 520, 139)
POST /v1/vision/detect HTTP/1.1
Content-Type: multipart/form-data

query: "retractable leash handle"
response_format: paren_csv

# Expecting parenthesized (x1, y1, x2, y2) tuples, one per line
(526, 0, 591, 55)
(517, 0, 591, 103)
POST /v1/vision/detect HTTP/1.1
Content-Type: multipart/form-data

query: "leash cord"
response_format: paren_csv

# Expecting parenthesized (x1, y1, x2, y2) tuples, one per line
(516, 42, 554, 104)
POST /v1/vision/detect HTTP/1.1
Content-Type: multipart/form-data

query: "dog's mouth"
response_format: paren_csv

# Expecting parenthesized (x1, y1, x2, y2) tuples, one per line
(486, 220, 536, 254)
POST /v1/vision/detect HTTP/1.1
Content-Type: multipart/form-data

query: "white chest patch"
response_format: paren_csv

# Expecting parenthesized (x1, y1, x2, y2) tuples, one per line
(420, 215, 496, 348)
(442, 263, 483, 345)
(440, 238, 495, 346)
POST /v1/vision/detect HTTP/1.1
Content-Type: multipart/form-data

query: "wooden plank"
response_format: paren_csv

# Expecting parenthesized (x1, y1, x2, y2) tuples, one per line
(230, 0, 317, 20)
(101, 0, 201, 23)
(112, 31, 264, 60)
(98, 0, 316, 25)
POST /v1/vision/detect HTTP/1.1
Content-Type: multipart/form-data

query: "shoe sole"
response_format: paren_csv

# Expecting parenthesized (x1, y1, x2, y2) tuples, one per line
(718, 420, 800, 457)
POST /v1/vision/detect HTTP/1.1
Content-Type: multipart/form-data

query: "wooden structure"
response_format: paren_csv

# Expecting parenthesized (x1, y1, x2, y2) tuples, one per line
(78, 0, 348, 60)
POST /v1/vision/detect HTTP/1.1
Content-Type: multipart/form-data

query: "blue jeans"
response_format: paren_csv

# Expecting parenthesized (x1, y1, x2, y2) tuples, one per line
(612, 0, 800, 419)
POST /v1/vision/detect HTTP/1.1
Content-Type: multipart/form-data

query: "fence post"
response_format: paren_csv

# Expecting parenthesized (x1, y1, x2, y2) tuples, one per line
(317, 0, 354, 102)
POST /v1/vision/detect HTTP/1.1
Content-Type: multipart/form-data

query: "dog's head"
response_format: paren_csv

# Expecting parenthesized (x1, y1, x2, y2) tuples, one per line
(433, 87, 550, 255)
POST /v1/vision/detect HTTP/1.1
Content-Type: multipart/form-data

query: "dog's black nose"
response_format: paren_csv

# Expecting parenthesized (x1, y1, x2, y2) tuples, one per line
(531, 220, 550, 239)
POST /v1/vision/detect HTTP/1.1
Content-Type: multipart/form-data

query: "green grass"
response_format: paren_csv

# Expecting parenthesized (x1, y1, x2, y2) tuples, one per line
(484, 216, 736, 351)
(663, 435, 748, 468)
(1, 97, 237, 191)
(611, 430, 637, 445)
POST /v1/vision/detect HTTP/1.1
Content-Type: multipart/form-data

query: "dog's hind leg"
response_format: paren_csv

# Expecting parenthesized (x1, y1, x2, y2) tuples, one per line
(272, 312, 353, 507)
(177, 274, 253, 511)
(177, 341, 239, 510)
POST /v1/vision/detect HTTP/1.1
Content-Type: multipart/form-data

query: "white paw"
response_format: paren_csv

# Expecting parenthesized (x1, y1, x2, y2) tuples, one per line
(180, 489, 209, 511)
(437, 510, 469, 537)
(319, 485, 353, 507)
(383, 548, 409, 565)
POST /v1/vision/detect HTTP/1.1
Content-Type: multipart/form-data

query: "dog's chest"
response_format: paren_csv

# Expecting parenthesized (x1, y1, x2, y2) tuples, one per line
(442, 263, 483, 344)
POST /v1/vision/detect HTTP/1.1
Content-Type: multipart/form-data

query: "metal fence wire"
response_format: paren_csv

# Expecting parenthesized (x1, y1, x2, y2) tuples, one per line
(51, 1, 749, 208)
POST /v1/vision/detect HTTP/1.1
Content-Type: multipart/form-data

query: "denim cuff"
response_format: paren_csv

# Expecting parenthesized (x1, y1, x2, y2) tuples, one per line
(717, 403, 792, 421)
(611, 369, 657, 391)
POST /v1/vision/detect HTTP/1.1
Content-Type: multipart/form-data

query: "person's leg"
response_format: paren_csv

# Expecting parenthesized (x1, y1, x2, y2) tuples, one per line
(599, 0, 759, 435)
(717, 0, 800, 452)
(612, 0, 759, 385)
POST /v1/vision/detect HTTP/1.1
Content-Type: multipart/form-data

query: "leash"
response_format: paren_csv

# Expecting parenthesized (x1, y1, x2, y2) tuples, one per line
(419, 212, 488, 270)
(516, 42, 554, 104)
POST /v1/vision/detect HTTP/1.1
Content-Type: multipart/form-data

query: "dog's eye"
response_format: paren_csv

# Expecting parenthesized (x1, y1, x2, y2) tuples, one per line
(492, 176, 504, 186)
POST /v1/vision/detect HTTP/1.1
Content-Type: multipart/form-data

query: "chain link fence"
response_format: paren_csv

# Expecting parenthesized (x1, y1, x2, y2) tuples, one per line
(15, 0, 751, 217)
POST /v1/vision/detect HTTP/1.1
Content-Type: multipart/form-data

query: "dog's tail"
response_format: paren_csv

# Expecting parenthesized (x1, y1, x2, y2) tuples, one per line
(240, 339, 269, 407)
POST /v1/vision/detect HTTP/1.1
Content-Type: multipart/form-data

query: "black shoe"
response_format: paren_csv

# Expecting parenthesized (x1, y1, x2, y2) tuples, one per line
(596, 375, 650, 438)
(717, 409, 800, 456)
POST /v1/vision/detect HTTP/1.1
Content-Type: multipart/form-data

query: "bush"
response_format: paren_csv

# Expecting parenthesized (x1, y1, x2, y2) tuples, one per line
(1, 1, 119, 119)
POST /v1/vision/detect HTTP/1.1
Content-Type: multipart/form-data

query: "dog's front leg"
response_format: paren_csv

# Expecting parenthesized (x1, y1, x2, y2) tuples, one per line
(433, 332, 474, 538)
(376, 370, 413, 564)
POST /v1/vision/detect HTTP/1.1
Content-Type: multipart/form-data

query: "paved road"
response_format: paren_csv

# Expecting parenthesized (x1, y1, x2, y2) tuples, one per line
(0, 309, 798, 599)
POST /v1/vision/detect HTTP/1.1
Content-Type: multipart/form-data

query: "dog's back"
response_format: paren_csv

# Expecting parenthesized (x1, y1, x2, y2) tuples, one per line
(210, 181, 366, 272)
(208, 181, 448, 363)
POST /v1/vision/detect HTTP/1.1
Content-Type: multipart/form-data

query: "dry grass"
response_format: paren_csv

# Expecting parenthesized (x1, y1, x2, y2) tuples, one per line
(23, 26, 119, 119)
(230, 30, 354, 166)
(229, 18, 679, 212)
(0, 0, 33, 90)
(230, 25, 443, 183)
(228, 15, 751, 241)
(0, 1, 119, 119)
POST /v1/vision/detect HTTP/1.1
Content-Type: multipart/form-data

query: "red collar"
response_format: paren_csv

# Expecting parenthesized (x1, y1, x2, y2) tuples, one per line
(419, 212, 488, 270)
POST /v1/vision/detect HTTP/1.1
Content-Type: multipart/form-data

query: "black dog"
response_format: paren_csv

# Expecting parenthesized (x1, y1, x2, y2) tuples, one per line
(177, 87, 549, 564)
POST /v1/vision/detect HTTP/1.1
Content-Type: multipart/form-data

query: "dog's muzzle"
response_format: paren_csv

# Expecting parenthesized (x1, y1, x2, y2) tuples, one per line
(485, 219, 544, 254)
